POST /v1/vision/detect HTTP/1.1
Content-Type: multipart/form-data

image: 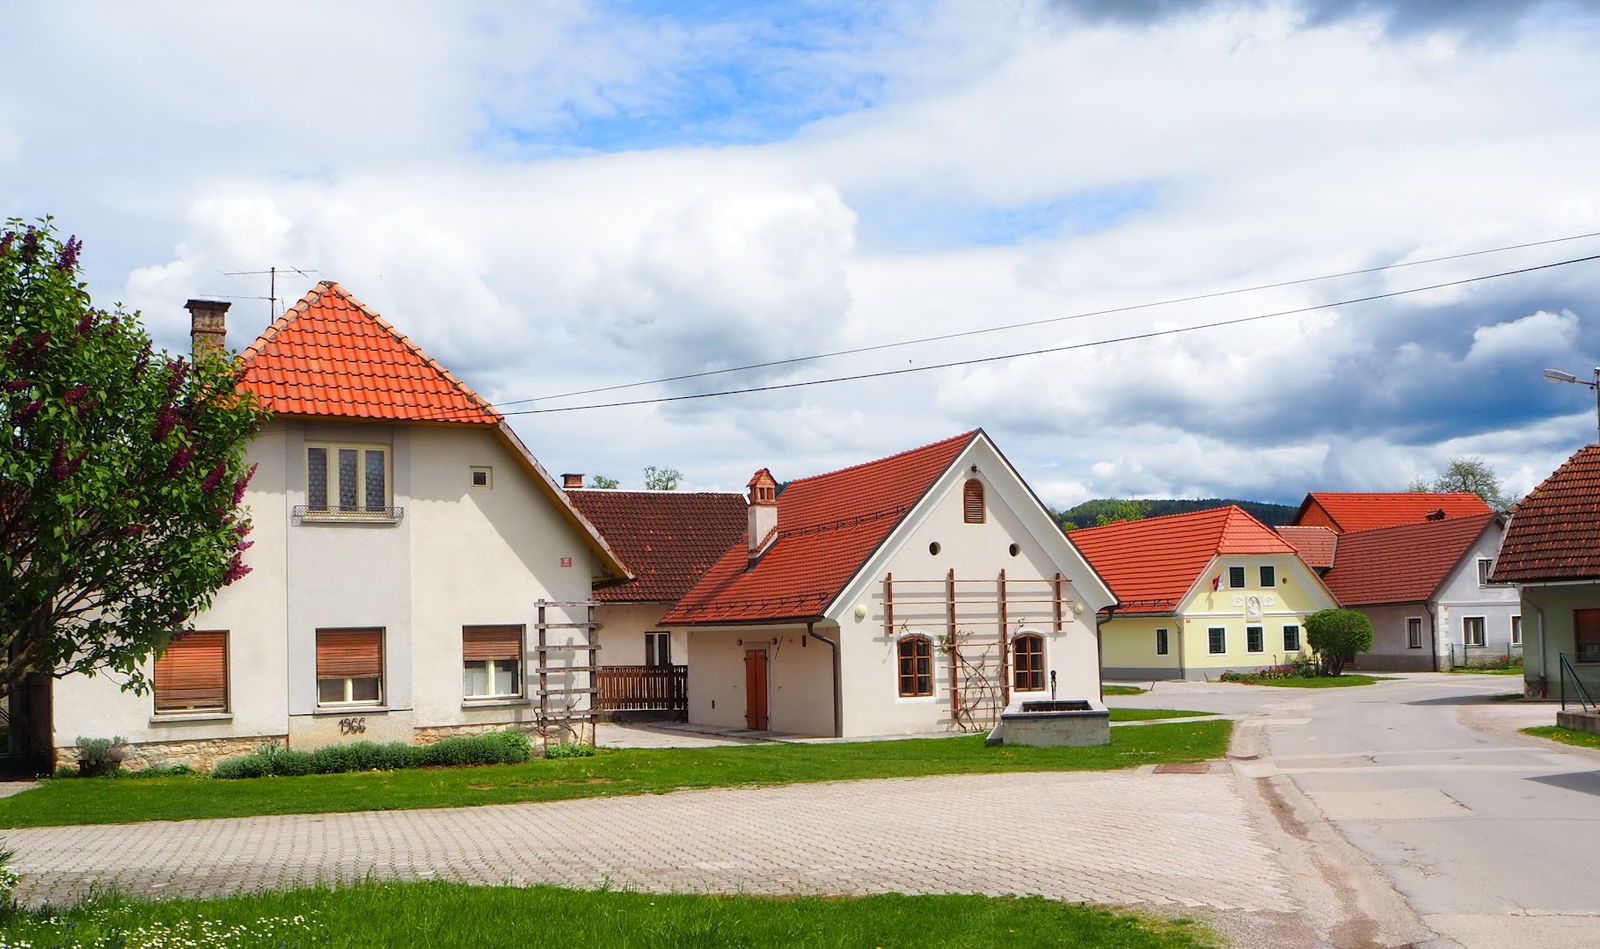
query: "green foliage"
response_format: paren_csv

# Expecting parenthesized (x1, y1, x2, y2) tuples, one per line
(1057, 497, 1296, 531)
(0, 219, 267, 700)
(1524, 726, 1600, 750)
(543, 742, 595, 759)
(74, 735, 128, 777)
(641, 465, 682, 491)
(212, 732, 533, 779)
(418, 731, 532, 767)
(1409, 456, 1511, 510)
(586, 474, 620, 489)
(1304, 608, 1374, 676)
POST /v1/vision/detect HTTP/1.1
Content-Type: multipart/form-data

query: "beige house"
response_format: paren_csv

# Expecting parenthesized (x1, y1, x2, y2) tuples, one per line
(661, 431, 1116, 738)
(52, 284, 629, 768)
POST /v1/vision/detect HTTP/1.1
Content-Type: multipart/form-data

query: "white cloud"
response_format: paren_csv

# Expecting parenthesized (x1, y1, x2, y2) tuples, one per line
(1465, 309, 1581, 365)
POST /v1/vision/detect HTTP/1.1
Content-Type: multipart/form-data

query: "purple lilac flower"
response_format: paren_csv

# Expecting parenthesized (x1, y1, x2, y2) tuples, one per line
(151, 405, 178, 442)
(64, 383, 87, 405)
(165, 444, 196, 478)
(56, 235, 81, 273)
(14, 400, 41, 426)
(201, 459, 227, 493)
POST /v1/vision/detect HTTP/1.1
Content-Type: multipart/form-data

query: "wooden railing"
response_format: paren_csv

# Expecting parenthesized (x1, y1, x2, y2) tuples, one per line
(596, 665, 687, 711)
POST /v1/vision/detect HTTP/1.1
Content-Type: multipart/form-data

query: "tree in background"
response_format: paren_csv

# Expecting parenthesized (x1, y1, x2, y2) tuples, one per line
(1408, 457, 1510, 510)
(1305, 608, 1374, 676)
(0, 220, 267, 700)
(642, 465, 682, 491)
(1059, 498, 1151, 531)
(587, 474, 620, 489)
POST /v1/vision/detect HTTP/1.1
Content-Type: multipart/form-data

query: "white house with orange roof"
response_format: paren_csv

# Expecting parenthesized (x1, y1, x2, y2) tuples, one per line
(661, 430, 1116, 738)
(1071, 506, 1338, 680)
(52, 284, 630, 768)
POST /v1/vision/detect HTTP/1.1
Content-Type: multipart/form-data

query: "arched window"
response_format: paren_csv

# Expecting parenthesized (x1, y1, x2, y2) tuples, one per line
(1013, 633, 1044, 692)
(963, 479, 985, 523)
(897, 635, 933, 697)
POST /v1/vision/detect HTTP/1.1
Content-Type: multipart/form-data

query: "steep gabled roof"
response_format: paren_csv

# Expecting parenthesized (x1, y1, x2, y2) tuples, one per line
(1069, 506, 1296, 614)
(1275, 525, 1339, 570)
(566, 491, 747, 603)
(662, 431, 980, 625)
(238, 282, 500, 424)
(1322, 513, 1498, 605)
(1491, 445, 1600, 583)
(1291, 492, 1491, 533)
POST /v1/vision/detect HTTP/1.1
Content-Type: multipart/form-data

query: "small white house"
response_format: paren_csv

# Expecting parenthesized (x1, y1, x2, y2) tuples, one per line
(661, 431, 1117, 738)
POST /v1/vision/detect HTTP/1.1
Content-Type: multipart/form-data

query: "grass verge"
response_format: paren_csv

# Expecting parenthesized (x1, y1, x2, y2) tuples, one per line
(0, 722, 1232, 828)
(1522, 725, 1600, 750)
(1109, 708, 1213, 722)
(1227, 675, 1393, 689)
(1450, 667, 1523, 675)
(1103, 684, 1149, 695)
(0, 881, 1219, 948)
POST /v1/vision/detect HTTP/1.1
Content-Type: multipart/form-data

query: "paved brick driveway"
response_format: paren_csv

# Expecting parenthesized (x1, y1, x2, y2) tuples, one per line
(8, 768, 1292, 912)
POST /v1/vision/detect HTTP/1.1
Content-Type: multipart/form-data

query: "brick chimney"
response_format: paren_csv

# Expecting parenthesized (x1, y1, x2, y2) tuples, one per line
(562, 473, 584, 489)
(186, 299, 230, 359)
(746, 468, 778, 563)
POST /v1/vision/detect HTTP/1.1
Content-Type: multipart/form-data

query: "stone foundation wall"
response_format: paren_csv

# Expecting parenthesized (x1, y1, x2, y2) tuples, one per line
(56, 735, 285, 773)
(413, 720, 594, 747)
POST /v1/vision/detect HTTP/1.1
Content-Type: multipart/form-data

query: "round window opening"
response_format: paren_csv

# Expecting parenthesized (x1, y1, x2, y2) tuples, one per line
(1008, 543, 1020, 557)
(928, 541, 942, 556)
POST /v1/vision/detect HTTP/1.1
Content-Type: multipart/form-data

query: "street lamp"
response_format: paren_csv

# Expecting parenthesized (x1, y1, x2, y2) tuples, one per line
(1543, 366, 1600, 444)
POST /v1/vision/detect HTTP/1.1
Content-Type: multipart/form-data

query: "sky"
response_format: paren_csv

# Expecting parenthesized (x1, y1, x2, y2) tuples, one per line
(5, 0, 1600, 508)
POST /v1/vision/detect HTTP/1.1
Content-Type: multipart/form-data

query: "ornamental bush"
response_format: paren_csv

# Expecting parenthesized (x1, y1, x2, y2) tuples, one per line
(1304, 609, 1374, 676)
(211, 731, 534, 778)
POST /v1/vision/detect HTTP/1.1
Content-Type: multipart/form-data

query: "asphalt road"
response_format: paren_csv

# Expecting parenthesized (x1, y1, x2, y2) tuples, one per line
(1111, 673, 1600, 948)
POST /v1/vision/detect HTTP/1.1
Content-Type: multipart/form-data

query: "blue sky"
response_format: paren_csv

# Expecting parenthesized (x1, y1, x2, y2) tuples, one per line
(4, 0, 1600, 506)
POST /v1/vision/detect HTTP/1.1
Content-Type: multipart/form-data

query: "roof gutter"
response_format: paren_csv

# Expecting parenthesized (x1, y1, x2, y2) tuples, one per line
(807, 620, 843, 739)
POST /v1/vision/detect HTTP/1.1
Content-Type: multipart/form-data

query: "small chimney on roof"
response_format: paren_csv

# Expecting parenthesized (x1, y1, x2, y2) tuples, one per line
(562, 473, 584, 489)
(746, 468, 778, 563)
(186, 299, 230, 359)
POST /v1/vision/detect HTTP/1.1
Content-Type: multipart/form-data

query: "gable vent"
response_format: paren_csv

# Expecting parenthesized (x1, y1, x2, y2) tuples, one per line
(964, 479, 985, 524)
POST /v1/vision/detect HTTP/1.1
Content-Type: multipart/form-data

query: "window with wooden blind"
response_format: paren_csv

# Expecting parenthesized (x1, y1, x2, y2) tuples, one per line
(154, 631, 228, 713)
(963, 479, 985, 524)
(1012, 634, 1044, 691)
(897, 635, 933, 697)
(316, 628, 384, 706)
(462, 625, 522, 699)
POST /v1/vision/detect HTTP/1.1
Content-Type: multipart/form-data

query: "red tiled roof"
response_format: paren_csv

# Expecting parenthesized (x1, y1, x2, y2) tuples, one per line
(1292, 492, 1491, 533)
(662, 432, 979, 625)
(1069, 506, 1296, 614)
(238, 282, 500, 424)
(1275, 525, 1339, 570)
(1491, 445, 1600, 583)
(566, 491, 747, 603)
(1321, 513, 1497, 605)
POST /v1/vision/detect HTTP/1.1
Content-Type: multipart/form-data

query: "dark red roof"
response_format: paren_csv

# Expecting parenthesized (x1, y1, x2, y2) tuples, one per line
(1069, 506, 1296, 614)
(1292, 492, 1491, 533)
(1491, 445, 1600, 583)
(1322, 513, 1498, 605)
(1275, 526, 1339, 570)
(662, 432, 979, 625)
(239, 282, 500, 424)
(566, 491, 747, 603)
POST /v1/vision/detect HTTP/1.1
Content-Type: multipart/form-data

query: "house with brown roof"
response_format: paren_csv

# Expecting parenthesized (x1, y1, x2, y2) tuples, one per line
(661, 431, 1116, 738)
(1319, 513, 1517, 671)
(563, 486, 746, 714)
(1490, 445, 1600, 707)
(1071, 506, 1338, 680)
(53, 283, 630, 768)
(1291, 492, 1493, 533)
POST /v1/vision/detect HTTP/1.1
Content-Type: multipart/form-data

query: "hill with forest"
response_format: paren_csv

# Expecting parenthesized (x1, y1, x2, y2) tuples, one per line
(1055, 498, 1298, 530)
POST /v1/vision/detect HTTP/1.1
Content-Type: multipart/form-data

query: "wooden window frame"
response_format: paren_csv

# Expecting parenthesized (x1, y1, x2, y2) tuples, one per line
(1012, 633, 1045, 692)
(153, 630, 229, 714)
(1406, 616, 1424, 649)
(316, 627, 385, 707)
(1246, 625, 1265, 654)
(1462, 615, 1486, 648)
(1155, 628, 1169, 656)
(1208, 627, 1226, 655)
(306, 441, 390, 514)
(462, 625, 523, 700)
(963, 479, 985, 524)
(1282, 624, 1301, 652)
(897, 635, 934, 698)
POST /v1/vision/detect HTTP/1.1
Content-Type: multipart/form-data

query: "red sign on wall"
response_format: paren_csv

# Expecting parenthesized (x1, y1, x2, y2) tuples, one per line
(560, 557, 572, 568)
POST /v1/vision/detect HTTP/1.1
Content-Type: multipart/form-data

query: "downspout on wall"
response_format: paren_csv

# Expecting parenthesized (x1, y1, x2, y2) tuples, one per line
(1427, 603, 1440, 673)
(1093, 605, 1119, 700)
(807, 621, 842, 738)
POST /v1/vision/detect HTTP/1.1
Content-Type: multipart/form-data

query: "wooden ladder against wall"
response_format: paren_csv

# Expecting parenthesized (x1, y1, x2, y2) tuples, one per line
(534, 599, 600, 752)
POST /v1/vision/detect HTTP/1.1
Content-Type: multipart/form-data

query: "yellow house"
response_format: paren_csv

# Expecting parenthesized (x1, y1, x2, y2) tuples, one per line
(1070, 506, 1339, 680)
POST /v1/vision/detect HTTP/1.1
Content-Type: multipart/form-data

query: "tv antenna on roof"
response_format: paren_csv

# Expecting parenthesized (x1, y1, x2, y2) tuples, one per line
(220, 266, 320, 319)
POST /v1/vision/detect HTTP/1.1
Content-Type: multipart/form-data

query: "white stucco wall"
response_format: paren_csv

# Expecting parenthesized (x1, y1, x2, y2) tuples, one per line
(1433, 528, 1522, 663)
(595, 603, 685, 665)
(685, 625, 833, 736)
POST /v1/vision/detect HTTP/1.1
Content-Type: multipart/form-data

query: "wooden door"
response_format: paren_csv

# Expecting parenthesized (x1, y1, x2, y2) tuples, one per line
(744, 649, 769, 730)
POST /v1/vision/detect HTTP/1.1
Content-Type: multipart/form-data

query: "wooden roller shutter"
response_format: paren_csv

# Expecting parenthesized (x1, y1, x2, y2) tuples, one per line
(154, 630, 228, 711)
(963, 479, 985, 523)
(463, 626, 522, 661)
(316, 628, 383, 678)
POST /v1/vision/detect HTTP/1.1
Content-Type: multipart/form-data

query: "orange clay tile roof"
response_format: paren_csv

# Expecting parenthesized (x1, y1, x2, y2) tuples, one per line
(566, 490, 748, 603)
(662, 431, 980, 625)
(1275, 525, 1339, 570)
(1321, 513, 1497, 605)
(238, 282, 501, 424)
(1069, 506, 1296, 614)
(1291, 492, 1491, 534)
(1491, 445, 1600, 583)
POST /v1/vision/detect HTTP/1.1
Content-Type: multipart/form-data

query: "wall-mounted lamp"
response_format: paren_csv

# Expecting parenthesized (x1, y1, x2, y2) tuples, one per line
(1073, 602, 1086, 616)
(854, 603, 868, 621)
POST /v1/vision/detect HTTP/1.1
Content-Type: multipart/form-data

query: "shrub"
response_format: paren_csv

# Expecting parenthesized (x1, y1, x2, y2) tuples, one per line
(74, 736, 128, 777)
(213, 753, 271, 780)
(1305, 609, 1374, 676)
(211, 731, 537, 779)
(544, 742, 595, 759)
(1289, 654, 1326, 678)
(419, 732, 533, 767)
(0, 843, 17, 910)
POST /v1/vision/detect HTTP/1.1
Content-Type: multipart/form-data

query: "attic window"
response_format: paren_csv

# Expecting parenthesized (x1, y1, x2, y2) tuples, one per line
(963, 479, 985, 524)
(471, 466, 492, 489)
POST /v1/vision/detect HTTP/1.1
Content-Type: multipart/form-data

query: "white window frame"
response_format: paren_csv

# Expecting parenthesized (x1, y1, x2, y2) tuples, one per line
(316, 628, 385, 708)
(1477, 558, 1494, 586)
(1463, 615, 1487, 648)
(1510, 615, 1522, 647)
(1208, 627, 1226, 655)
(306, 441, 391, 515)
(645, 631, 672, 667)
(1406, 616, 1424, 649)
(1246, 625, 1265, 654)
(1155, 628, 1169, 656)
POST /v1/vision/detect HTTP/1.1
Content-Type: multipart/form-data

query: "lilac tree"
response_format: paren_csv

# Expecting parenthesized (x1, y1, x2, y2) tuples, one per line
(0, 220, 266, 699)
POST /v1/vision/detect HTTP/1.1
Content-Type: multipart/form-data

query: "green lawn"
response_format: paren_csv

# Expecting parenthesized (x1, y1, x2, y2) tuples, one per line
(0, 881, 1218, 948)
(1103, 684, 1149, 695)
(1108, 708, 1213, 721)
(1451, 667, 1523, 675)
(1228, 675, 1393, 689)
(0, 722, 1232, 828)
(1523, 725, 1600, 750)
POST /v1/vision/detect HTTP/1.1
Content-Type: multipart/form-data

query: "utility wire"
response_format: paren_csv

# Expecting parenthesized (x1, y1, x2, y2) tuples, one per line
(516, 228, 1600, 406)
(482, 251, 1600, 417)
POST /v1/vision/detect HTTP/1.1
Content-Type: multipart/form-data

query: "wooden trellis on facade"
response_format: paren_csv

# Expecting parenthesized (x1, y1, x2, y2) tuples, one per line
(534, 599, 600, 749)
(882, 571, 1075, 731)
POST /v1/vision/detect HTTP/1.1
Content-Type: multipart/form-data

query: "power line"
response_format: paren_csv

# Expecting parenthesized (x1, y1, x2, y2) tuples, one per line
(515, 228, 1600, 406)
(484, 251, 1600, 417)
